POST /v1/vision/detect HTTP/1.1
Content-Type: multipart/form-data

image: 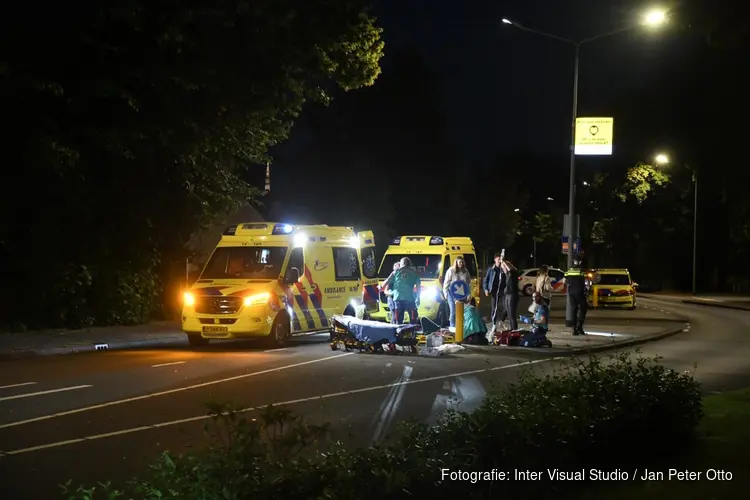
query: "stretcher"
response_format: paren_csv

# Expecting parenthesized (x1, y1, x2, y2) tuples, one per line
(329, 315, 419, 353)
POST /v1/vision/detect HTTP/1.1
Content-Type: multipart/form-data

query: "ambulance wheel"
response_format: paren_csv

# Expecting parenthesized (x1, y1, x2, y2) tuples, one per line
(523, 284, 533, 296)
(187, 334, 210, 347)
(267, 314, 291, 347)
(343, 306, 356, 316)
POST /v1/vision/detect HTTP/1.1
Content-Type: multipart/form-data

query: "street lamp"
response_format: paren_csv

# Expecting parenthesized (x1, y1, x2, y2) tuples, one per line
(654, 153, 669, 165)
(502, 8, 668, 327)
(655, 152, 698, 295)
(644, 9, 667, 27)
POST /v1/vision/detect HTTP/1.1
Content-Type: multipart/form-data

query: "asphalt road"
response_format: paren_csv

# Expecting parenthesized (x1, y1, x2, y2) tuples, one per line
(1, 296, 749, 499)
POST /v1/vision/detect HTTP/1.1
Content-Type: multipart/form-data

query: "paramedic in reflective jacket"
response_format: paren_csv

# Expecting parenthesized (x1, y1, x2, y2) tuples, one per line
(564, 259, 588, 335)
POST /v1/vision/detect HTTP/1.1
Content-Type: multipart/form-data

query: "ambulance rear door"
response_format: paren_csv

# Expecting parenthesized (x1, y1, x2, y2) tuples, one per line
(358, 230, 379, 315)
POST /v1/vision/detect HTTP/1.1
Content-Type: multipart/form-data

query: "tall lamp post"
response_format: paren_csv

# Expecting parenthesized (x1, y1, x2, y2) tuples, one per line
(655, 153, 698, 294)
(501, 9, 668, 327)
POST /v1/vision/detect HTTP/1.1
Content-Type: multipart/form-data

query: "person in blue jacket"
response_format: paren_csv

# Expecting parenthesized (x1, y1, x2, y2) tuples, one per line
(483, 252, 507, 327)
(382, 257, 421, 325)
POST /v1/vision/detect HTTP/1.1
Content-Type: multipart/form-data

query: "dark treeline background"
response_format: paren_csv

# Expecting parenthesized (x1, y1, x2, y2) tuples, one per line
(1, 0, 748, 331)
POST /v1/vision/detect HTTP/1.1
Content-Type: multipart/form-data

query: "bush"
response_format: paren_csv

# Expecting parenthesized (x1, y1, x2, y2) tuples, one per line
(63, 353, 702, 499)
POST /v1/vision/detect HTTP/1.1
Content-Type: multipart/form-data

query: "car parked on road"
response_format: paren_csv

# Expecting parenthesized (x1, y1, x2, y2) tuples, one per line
(517, 267, 567, 296)
(585, 268, 638, 310)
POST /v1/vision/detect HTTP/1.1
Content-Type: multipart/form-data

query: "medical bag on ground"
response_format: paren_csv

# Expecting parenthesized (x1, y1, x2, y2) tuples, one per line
(493, 329, 522, 346)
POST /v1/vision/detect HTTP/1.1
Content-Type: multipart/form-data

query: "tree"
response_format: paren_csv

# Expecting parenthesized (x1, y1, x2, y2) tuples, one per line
(0, 0, 384, 328)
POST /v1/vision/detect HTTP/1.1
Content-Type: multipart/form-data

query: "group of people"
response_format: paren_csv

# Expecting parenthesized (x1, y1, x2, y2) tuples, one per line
(382, 255, 475, 328)
(380, 252, 584, 338)
(484, 257, 554, 338)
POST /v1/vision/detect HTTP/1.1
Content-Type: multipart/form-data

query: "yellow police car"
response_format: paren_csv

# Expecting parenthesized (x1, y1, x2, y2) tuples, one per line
(586, 268, 637, 310)
(182, 223, 378, 347)
(369, 235, 480, 326)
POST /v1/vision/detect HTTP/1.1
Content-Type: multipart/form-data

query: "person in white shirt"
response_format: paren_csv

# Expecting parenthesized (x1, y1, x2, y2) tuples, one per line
(443, 256, 472, 328)
(535, 265, 552, 307)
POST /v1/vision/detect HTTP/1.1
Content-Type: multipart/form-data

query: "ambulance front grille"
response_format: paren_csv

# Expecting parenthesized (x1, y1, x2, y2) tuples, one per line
(195, 296, 241, 314)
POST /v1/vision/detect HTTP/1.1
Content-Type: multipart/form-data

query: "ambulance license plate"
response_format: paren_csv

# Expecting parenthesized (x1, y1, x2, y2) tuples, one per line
(202, 326, 228, 334)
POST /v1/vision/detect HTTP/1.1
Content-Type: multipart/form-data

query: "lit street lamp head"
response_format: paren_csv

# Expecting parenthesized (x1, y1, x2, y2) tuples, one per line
(643, 9, 667, 27)
(502, 18, 512, 25)
(655, 153, 669, 164)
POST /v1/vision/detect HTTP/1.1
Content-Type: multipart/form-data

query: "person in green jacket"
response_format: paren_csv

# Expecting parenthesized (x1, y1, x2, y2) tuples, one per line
(382, 257, 421, 324)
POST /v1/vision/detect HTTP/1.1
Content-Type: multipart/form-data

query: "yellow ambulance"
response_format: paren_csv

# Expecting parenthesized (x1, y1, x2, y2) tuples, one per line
(181, 223, 378, 346)
(369, 236, 480, 326)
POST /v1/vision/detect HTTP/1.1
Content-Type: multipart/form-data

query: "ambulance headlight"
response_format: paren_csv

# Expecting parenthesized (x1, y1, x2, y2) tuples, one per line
(243, 292, 270, 307)
(183, 292, 195, 307)
(420, 286, 439, 301)
(293, 232, 307, 247)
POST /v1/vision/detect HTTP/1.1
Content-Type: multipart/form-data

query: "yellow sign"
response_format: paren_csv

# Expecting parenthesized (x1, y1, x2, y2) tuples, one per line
(574, 117, 614, 155)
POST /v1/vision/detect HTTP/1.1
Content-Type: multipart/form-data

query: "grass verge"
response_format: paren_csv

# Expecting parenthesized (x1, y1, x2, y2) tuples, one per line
(582, 387, 750, 499)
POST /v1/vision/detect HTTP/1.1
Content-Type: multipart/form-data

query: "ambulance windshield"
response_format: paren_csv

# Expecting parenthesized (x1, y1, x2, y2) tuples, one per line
(201, 246, 288, 280)
(595, 274, 631, 286)
(378, 254, 441, 279)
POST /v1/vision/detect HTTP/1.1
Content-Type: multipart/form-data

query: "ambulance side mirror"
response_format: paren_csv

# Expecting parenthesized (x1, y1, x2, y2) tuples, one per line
(286, 267, 300, 284)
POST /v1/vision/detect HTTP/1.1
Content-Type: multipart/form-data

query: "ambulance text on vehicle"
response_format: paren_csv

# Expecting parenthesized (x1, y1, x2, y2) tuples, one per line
(369, 235, 480, 326)
(181, 223, 377, 346)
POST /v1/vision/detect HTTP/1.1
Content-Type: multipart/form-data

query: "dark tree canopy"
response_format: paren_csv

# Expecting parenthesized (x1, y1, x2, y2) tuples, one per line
(0, 0, 384, 329)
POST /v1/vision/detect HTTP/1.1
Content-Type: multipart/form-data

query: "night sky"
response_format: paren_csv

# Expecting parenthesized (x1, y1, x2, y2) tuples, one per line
(363, 0, 687, 164)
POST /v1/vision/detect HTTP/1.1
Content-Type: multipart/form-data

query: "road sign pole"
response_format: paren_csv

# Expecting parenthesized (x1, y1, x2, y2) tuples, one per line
(692, 172, 698, 295)
(565, 43, 580, 329)
(455, 300, 464, 343)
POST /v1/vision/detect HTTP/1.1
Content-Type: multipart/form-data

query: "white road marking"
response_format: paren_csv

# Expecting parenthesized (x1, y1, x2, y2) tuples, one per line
(151, 361, 186, 368)
(1, 358, 556, 456)
(0, 353, 352, 430)
(0, 382, 37, 390)
(372, 365, 412, 442)
(0, 385, 92, 403)
(263, 348, 288, 353)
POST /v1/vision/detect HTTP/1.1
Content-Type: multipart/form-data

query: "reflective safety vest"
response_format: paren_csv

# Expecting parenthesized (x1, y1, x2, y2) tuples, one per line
(565, 268, 584, 277)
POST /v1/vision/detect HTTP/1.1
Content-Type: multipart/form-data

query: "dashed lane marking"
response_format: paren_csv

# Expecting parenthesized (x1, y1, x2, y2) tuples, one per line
(0, 358, 556, 456)
(0, 382, 37, 390)
(0, 353, 352, 430)
(0, 385, 92, 403)
(151, 361, 186, 368)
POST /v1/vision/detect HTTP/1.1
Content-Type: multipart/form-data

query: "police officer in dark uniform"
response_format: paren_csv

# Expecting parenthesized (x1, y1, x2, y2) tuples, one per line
(565, 258, 588, 335)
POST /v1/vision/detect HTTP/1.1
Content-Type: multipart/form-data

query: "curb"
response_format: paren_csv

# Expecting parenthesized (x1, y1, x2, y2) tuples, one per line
(640, 294, 750, 312)
(0, 336, 187, 361)
(461, 324, 688, 358)
(680, 300, 750, 311)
